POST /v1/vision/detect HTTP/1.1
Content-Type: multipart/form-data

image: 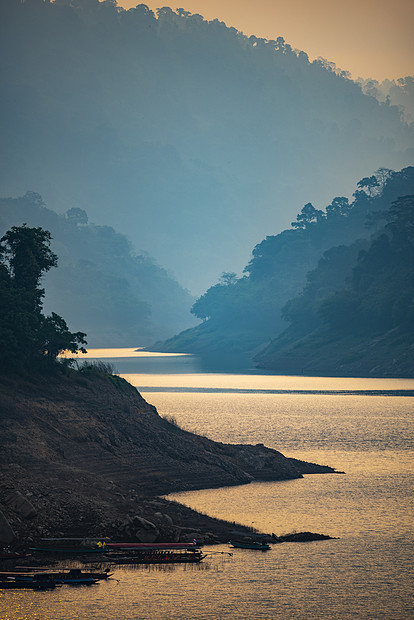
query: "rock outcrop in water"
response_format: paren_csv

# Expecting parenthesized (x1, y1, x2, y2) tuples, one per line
(0, 371, 336, 545)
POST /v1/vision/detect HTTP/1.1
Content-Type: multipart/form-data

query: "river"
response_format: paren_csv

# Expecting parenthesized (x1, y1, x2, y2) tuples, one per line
(1, 348, 413, 619)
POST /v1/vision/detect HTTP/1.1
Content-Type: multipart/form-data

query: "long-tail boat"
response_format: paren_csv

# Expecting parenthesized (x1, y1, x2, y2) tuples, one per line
(29, 539, 205, 563)
(106, 541, 205, 564)
(229, 540, 271, 551)
(29, 546, 106, 554)
(29, 537, 111, 554)
(0, 574, 58, 589)
(1, 568, 113, 585)
(106, 541, 198, 550)
(107, 549, 206, 564)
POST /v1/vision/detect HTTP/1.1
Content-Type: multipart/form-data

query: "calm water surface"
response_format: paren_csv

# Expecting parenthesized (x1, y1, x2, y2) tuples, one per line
(2, 349, 413, 619)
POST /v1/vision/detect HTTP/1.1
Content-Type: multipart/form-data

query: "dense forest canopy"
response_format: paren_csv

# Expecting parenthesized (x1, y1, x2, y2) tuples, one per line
(256, 192, 414, 375)
(0, 193, 196, 346)
(1, 0, 413, 292)
(319, 195, 414, 336)
(153, 167, 414, 375)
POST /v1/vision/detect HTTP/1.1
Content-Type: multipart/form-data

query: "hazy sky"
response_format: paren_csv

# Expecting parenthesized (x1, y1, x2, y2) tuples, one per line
(117, 0, 413, 81)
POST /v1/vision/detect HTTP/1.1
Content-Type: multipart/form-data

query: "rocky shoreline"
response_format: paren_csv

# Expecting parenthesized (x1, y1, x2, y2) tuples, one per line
(0, 370, 339, 550)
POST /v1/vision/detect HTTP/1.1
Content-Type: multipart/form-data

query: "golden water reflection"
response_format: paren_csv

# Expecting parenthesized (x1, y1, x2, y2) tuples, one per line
(65, 347, 190, 359)
(123, 371, 414, 390)
(10, 347, 410, 619)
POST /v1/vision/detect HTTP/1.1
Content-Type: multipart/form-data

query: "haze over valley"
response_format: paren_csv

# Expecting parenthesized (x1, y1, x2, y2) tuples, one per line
(1, 0, 413, 294)
(0, 193, 196, 346)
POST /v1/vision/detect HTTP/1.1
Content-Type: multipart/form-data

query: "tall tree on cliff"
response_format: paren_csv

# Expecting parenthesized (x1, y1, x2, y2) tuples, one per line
(0, 224, 86, 370)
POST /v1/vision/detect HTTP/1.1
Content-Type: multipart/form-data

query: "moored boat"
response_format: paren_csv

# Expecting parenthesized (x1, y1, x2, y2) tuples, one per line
(29, 546, 107, 554)
(29, 537, 111, 555)
(109, 551, 206, 564)
(0, 580, 57, 590)
(0, 574, 58, 589)
(0, 568, 112, 585)
(104, 541, 205, 564)
(107, 541, 199, 550)
(53, 568, 113, 582)
(229, 540, 271, 551)
(15, 573, 99, 586)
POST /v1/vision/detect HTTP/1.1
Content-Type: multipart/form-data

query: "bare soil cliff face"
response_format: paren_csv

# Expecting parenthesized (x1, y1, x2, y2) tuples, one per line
(0, 372, 334, 544)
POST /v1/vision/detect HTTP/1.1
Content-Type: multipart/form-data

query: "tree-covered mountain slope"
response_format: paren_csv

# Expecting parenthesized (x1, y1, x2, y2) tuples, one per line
(0, 193, 195, 346)
(1, 0, 413, 292)
(151, 167, 414, 372)
(256, 194, 414, 376)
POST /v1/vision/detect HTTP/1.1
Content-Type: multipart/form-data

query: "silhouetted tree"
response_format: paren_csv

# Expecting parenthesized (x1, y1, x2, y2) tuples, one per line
(291, 203, 325, 229)
(219, 272, 238, 285)
(326, 197, 350, 218)
(1, 224, 57, 293)
(357, 176, 380, 196)
(0, 225, 87, 370)
(40, 312, 86, 360)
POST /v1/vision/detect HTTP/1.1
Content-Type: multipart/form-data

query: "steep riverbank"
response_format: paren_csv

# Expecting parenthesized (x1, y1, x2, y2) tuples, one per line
(255, 327, 414, 377)
(0, 370, 337, 546)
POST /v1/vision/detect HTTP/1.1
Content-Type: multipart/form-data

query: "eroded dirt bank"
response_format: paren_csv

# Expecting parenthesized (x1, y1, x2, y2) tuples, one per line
(0, 371, 337, 546)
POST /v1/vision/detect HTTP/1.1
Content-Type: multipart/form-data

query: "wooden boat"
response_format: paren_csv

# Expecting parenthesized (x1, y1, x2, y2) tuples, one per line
(229, 540, 271, 551)
(29, 537, 111, 555)
(40, 537, 111, 543)
(0, 574, 58, 590)
(52, 569, 113, 582)
(108, 550, 206, 564)
(0, 580, 57, 590)
(13, 569, 111, 585)
(105, 541, 205, 563)
(107, 542, 199, 550)
(29, 546, 107, 554)
(0, 568, 112, 581)
(15, 572, 99, 586)
(29, 540, 202, 561)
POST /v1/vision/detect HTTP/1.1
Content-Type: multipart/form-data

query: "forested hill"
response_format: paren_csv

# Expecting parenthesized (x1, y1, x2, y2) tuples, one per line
(1, 0, 413, 293)
(256, 193, 414, 376)
(152, 168, 414, 375)
(0, 193, 195, 346)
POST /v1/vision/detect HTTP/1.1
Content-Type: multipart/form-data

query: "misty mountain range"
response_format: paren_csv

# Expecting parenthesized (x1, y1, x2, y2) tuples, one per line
(1, 0, 413, 293)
